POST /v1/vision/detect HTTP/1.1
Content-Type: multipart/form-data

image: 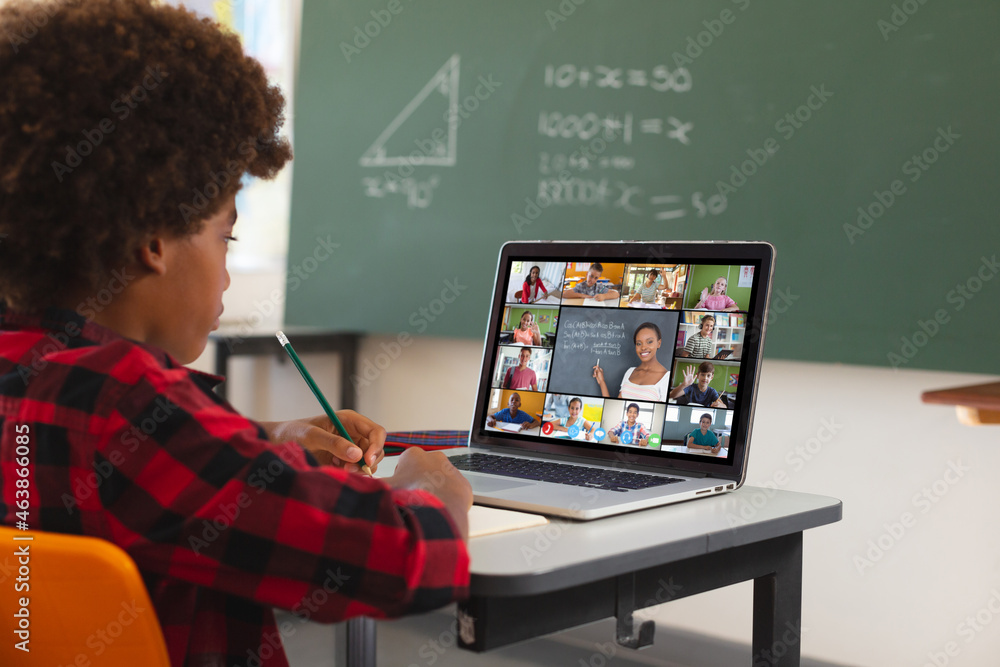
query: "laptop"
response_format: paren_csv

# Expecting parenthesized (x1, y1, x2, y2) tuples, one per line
(445, 240, 775, 519)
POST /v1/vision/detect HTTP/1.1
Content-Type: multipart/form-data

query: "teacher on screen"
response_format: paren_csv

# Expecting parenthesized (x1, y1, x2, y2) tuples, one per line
(592, 322, 671, 402)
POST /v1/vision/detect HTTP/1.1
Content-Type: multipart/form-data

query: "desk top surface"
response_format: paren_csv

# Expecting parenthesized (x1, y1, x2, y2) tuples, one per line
(374, 457, 840, 596)
(467, 486, 840, 595)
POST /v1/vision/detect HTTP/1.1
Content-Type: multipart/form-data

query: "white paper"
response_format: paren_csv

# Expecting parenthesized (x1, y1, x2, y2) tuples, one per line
(497, 421, 525, 432)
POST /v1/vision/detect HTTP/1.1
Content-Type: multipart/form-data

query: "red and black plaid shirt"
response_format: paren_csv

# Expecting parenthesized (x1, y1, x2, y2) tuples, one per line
(0, 306, 469, 666)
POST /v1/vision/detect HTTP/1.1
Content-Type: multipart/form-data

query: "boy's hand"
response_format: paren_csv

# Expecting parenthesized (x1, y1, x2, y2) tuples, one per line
(259, 410, 386, 472)
(385, 448, 473, 540)
(682, 366, 696, 387)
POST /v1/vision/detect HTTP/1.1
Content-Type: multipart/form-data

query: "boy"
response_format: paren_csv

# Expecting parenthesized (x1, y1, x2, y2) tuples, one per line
(485, 392, 540, 431)
(686, 413, 722, 454)
(669, 361, 727, 408)
(563, 263, 620, 302)
(608, 403, 649, 446)
(0, 2, 472, 665)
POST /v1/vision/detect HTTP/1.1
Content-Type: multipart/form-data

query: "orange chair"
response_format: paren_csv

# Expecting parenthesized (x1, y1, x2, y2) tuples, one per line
(0, 526, 170, 666)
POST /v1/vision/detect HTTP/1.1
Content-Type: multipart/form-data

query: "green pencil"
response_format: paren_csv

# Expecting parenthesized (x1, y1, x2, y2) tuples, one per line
(276, 331, 373, 476)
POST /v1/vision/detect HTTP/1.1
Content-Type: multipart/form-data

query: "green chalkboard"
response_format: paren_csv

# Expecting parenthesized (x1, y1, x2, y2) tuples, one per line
(287, 0, 1000, 373)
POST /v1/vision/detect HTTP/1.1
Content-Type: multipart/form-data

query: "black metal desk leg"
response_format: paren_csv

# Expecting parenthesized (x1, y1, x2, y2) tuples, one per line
(752, 533, 803, 667)
(214, 340, 231, 401)
(339, 335, 358, 411)
(341, 617, 375, 667)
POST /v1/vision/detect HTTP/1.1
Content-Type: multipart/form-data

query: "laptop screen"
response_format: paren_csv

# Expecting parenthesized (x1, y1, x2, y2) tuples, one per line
(471, 242, 773, 476)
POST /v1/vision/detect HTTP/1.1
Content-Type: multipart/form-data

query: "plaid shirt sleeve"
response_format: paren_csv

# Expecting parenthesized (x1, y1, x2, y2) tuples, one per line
(91, 342, 470, 623)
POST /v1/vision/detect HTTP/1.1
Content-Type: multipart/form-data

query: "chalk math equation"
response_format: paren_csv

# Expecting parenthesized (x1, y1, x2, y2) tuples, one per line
(538, 111, 693, 146)
(562, 340, 623, 356)
(535, 177, 727, 221)
(536, 62, 728, 222)
(561, 321, 627, 355)
(543, 64, 692, 93)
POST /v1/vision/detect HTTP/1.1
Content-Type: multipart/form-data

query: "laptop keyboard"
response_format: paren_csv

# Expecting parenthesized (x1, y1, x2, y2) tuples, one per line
(449, 453, 684, 492)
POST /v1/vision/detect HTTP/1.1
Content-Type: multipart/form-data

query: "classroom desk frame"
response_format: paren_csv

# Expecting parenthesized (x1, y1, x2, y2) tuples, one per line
(337, 488, 841, 667)
(459, 531, 806, 656)
(208, 329, 361, 409)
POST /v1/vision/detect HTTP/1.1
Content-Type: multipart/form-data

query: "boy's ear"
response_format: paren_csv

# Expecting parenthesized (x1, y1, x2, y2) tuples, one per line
(136, 236, 169, 276)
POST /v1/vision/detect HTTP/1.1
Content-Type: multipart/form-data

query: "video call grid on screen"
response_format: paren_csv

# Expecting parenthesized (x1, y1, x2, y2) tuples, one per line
(481, 257, 761, 466)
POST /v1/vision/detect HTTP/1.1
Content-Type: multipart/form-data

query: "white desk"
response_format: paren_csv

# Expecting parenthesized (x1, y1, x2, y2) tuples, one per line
(337, 472, 841, 667)
(543, 429, 593, 442)
(485, 423, 539, 436)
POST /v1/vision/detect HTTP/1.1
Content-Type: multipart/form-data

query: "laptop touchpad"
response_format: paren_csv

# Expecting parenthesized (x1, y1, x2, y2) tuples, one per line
(466, 474, 533, 494)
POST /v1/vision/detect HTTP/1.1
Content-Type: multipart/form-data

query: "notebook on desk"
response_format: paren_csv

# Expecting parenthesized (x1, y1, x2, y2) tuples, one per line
(446, 240, 775, 520)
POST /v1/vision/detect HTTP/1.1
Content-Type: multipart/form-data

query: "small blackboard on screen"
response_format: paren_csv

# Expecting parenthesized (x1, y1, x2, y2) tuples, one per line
(548, 307, 680, 400)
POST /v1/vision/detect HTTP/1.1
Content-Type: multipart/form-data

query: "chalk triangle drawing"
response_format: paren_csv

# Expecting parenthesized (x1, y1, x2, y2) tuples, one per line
(359, 54, 460, 167)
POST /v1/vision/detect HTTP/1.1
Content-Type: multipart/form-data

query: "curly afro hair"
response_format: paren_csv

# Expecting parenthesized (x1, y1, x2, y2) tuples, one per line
(0, 0, 292, 311)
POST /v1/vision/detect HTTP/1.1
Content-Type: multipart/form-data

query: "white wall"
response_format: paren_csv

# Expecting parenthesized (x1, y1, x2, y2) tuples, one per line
(195, 274, 1000, 667)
